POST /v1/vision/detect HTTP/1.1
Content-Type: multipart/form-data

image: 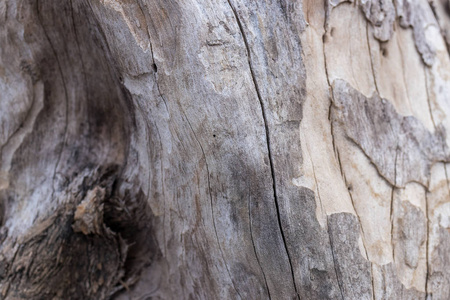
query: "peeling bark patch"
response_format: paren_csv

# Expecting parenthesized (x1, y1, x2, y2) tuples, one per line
(331, 79, 448, 187)
(333, 0, 438, 65)
(392, 200, 427, 269)
(373, 263, 425, 299)
(428, 228, 450, 299)
(395, 0, 438, 66)
(284, 190, 375, 300)
(327, 213, 373, 300)
(360, 0, 396, 42)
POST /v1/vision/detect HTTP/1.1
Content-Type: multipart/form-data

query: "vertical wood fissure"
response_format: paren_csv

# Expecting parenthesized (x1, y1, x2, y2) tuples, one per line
(226, 1, 300, 298)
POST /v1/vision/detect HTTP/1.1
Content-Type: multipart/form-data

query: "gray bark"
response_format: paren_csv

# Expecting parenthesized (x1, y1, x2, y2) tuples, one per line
(0, 0, 449, 299)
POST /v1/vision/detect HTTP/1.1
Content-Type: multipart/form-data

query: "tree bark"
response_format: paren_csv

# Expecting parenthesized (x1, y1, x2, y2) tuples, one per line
(0, 0, 450, 299)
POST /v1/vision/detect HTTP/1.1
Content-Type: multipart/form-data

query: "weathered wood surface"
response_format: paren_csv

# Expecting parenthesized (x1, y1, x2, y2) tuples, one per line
(0, 0, 449, 299)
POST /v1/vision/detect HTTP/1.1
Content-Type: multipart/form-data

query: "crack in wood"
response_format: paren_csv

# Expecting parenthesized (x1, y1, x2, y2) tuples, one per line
(226, 1, 299, 298)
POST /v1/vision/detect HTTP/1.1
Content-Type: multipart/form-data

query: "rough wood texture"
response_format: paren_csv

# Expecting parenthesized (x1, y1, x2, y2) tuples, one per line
(0, 0, 449, 299)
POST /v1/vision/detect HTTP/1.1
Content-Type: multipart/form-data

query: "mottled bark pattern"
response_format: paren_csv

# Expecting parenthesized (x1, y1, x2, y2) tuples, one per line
(0, 0, 449, 299)
(331, 79, 448, 187)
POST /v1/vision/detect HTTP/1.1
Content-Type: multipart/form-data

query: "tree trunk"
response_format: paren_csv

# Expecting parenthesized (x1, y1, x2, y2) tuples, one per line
(1, 0, 450, 299)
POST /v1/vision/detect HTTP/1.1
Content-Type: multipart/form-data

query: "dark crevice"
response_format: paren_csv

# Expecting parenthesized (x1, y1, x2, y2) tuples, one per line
(104, 184, 158, 297)
(226, 1, 300, 299)
(74, 167, 158, 299)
